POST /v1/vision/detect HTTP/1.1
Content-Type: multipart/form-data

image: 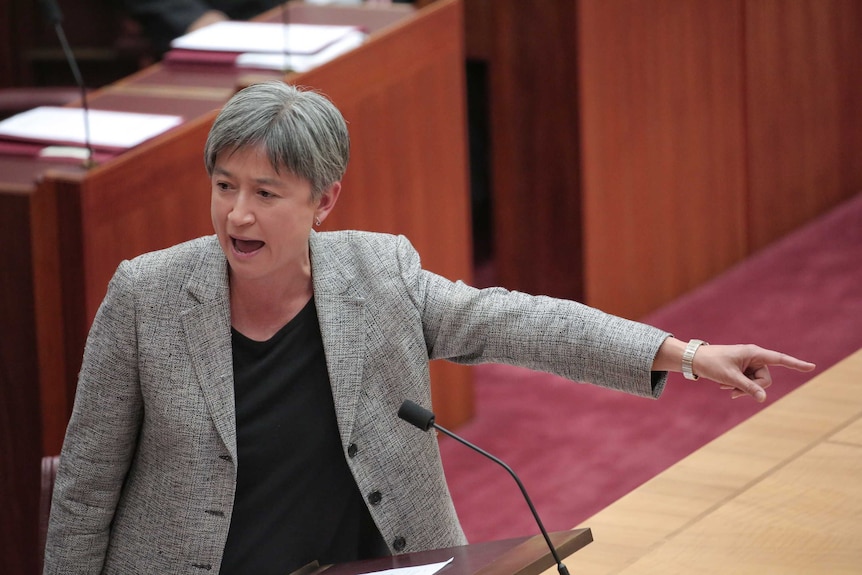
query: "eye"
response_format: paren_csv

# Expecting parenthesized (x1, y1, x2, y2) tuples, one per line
(258, 189, 276, 199)
(215, 181, 230, 191)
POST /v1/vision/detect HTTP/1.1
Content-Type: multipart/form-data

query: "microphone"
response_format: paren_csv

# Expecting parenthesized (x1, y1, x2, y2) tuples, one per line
(280, 0, 292, 73)
(38, 0, 96, 168)
(398, 400, 571, 575)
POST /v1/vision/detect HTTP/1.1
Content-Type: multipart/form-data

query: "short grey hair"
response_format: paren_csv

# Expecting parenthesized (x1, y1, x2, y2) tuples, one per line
(204, 81, 350, 199)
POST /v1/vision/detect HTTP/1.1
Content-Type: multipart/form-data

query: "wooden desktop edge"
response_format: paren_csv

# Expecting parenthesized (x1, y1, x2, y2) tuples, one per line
(473, 529, 593, 575)
(293, 529, 593, 575)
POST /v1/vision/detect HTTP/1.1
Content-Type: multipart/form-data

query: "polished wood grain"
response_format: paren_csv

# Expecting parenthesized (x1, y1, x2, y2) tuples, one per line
(558, 349, 862, 574)
(465, 0, 862, 320)
(0, 193, 44, 575)
(744, 0, 862, 252)
(578, 0, 748, 319)
(473, 530, 592, 575)
(465, 0, 584, 302)
(299, 530, 590, 575)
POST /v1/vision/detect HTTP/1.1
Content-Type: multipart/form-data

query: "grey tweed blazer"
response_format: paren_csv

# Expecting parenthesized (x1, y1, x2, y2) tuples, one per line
(44, 231, 670, 574)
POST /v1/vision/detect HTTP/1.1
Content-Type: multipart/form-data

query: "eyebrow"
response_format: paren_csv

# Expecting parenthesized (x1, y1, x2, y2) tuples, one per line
(212, 167, 284, 187)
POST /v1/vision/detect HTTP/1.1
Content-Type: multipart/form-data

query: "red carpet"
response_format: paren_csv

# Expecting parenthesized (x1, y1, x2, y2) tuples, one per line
(441, 192, 862, 543)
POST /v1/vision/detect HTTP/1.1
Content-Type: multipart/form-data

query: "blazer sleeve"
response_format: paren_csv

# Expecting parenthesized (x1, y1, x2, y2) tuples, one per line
(43, 260, 144, 574)
(394, 235, 672, 398)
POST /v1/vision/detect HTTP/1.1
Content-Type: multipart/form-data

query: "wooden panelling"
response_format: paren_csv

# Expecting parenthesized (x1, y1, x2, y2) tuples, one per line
(578, 0, 748, 319)
(0, 0, 21, 86)
(0, 194, 43, 575)
(474, 0, 584, 301)
(3, 0, 149, 88)
(745, 0, 862, 251)
(467, 0, 860, 320)
(30, 179, 69, 456)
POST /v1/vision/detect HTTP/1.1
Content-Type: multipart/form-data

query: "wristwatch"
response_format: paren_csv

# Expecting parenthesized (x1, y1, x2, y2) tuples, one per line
(682, 339, 708, 380)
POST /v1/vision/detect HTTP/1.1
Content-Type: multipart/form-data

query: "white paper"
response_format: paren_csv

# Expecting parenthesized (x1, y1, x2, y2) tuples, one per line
(171, 21, 360, 55)
(236, 29, 365, 72)
(355, 557, 454, 575)
(38, 146, 92, 160)
(0, 107, 183, 150)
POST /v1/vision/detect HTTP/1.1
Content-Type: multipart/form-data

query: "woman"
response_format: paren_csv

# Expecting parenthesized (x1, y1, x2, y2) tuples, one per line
(43, 81, 814, 574)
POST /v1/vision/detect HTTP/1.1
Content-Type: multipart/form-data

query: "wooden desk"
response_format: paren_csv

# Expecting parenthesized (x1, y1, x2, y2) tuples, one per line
(313, 530, 592, 575)
(558, 348, 862, 574)
(1, 2, 472, 572)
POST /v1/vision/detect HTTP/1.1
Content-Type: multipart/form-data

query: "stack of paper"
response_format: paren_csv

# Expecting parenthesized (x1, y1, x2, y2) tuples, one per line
(0, 107, 184, 161)
(166, 21, 366, 72)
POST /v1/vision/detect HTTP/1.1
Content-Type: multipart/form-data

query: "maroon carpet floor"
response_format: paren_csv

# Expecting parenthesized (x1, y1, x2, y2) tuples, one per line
(440, 192, 862, 543)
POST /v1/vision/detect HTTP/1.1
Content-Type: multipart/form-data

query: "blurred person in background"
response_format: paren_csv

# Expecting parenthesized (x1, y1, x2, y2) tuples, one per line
(121, 0, 415, 54)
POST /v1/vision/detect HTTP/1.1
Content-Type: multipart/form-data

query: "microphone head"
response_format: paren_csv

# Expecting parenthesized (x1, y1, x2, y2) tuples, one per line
(38, 0, 64, 25)
(398, 400, 436, 432)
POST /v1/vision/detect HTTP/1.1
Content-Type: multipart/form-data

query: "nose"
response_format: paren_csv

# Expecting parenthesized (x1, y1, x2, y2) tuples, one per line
(228, 191, 255, 226)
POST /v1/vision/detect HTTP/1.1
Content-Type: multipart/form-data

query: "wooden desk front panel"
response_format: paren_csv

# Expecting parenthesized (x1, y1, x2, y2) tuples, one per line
(578, 0, 748, 319)
(745, 0, 862, 252)
(466, 0, 584, 302)
(0, 192, 45, 575)
(580, 0, 862, 318)
(467, 0, 862, 320)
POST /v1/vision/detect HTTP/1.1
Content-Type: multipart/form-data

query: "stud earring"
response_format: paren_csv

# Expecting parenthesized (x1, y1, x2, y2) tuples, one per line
(315, 217, 321, 227)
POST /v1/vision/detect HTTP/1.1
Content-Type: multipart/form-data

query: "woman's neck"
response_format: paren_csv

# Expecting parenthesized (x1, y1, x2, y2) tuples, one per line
(229, 270, 314, 341)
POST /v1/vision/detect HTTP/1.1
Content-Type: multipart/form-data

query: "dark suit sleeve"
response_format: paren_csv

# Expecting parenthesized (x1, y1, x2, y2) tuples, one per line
(119, 0, 283, 53)
(119, 0, 215, 52)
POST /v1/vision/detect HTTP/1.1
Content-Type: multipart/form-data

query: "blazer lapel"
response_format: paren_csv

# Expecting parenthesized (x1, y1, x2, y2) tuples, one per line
(180, 239, 237, 462)
(310, 232, 367, 446)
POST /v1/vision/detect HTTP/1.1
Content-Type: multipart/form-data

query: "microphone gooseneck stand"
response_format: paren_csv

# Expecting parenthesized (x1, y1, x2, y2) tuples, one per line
(398, 400, 571, 575)
(39, 0, 96, 168)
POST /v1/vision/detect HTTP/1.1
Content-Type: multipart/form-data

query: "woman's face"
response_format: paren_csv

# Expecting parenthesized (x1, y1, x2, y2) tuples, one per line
(210, 144, 339, 284)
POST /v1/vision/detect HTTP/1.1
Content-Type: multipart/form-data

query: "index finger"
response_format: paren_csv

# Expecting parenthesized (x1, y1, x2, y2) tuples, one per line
(757, 349, 816, 372)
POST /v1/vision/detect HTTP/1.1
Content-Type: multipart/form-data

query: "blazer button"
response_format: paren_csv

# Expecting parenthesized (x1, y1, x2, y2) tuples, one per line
(347, 443, 358, 458)
(367, 491, 382, 505)
(393, 537, 407, 552)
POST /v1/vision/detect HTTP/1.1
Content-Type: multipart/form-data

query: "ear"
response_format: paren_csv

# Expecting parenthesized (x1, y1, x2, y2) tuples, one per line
(314, 181, 341, 225)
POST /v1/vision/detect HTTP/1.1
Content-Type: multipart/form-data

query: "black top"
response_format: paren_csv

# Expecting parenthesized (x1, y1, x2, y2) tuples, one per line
(220, 299, 386, 575)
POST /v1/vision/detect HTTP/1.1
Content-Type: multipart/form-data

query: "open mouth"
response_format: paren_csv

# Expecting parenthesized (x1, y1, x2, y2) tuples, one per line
(232, 237, 265, 254)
